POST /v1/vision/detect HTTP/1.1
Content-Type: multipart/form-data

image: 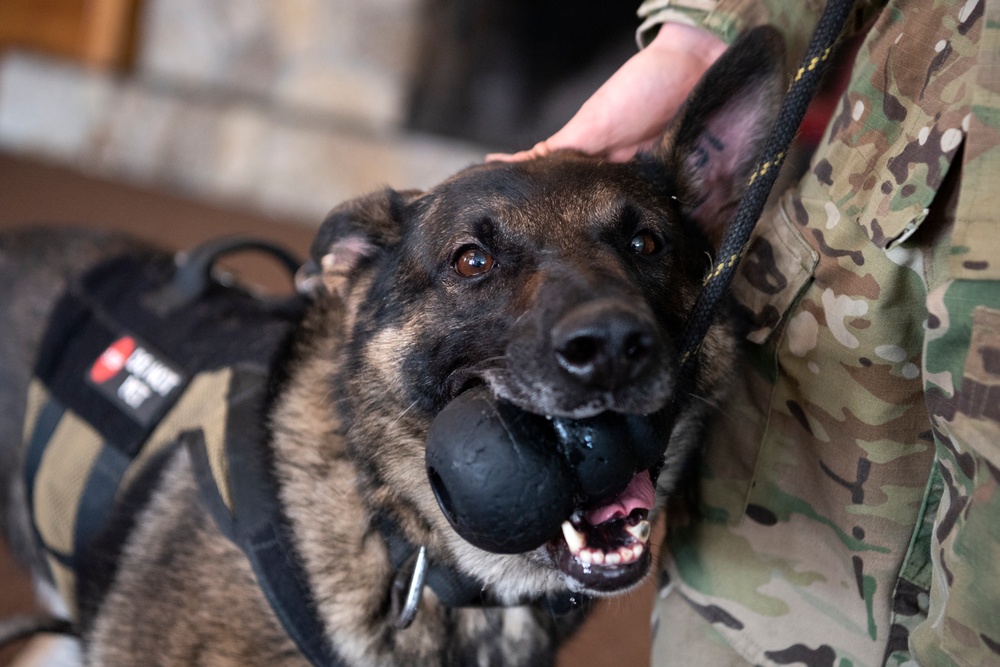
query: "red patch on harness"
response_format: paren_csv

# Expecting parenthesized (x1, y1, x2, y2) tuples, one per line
(90, 336, 136, 384)
(87, 335, 186, 426)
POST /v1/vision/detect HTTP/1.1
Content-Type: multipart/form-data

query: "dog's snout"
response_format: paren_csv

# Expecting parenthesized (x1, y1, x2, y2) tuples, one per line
(552, 302, 658, 390)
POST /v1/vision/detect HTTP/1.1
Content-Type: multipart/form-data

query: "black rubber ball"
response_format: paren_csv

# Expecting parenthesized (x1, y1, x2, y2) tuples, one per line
(425, 387, 574, 554)
(549, 413, 640, 503)
(426, 386, 670, 554)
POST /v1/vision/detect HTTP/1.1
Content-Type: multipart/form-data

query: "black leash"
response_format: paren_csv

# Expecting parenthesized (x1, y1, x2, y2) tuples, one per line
(672, 0, 857, 410)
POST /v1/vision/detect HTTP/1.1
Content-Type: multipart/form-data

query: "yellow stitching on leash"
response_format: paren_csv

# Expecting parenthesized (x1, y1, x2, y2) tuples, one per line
(680, 342, 702, 365)
(748, 151, 786, 186)
(702, 249, 744, 286)
(793, 47, 832, 82)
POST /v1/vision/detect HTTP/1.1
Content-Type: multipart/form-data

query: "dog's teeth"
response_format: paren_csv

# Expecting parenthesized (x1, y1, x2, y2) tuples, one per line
(561, 521, 586, 554)
(576, 544, 646, 568)
(625, 519, 651, 544)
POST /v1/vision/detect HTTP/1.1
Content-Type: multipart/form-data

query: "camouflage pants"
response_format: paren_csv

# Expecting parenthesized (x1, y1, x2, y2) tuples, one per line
(651, 165, 1000, 666)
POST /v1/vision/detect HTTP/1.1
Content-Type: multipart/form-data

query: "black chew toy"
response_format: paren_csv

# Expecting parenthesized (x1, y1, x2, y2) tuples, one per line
(425, 386, 665, 554)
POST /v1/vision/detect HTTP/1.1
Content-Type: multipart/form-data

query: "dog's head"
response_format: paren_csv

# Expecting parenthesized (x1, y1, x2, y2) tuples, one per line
(301, 27, 785, 600)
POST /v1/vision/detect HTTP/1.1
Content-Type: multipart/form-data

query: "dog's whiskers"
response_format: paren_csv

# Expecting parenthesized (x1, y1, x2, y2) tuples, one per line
(687, 392, 723, 414)
(388, 400, 421, 428)
(684, 391, 746, 430)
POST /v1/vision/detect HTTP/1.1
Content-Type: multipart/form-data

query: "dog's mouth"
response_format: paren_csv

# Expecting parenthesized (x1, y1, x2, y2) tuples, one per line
(425, 385, 665, 593)
(547, 470, 654, 592)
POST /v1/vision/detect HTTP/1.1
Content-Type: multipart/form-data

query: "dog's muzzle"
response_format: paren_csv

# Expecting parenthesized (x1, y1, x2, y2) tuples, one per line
(425, 386, 667, 555)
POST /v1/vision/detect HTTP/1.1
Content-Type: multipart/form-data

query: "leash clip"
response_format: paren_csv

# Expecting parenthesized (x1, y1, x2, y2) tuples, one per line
(391, 545, 428, 629)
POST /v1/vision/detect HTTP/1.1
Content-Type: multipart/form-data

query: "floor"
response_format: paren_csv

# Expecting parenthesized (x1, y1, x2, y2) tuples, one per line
(0, 152, 654, 666)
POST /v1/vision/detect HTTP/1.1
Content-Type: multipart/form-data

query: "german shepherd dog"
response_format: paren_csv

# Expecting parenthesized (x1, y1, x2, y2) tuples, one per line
(0, 28, 784, 666)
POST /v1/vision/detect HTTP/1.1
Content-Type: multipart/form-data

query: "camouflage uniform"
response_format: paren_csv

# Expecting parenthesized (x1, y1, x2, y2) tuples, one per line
(636, 1, 1000, 665)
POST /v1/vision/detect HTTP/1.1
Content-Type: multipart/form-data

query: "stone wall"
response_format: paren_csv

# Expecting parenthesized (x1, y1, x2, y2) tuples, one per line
(138, 0, 422, 127)
(0, 0, 484, 224)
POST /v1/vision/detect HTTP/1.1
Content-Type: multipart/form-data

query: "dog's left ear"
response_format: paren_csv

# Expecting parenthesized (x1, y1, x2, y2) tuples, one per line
(653, 26, 786, 249)
(298, 188, 421, 298)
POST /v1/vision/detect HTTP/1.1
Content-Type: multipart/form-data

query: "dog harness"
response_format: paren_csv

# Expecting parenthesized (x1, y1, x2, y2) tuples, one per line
(21, 238, 583, 666)
(21, 238, 357, 665)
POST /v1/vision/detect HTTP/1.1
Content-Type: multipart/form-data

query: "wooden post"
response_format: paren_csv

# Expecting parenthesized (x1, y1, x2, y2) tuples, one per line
(0, 0, 139, 70)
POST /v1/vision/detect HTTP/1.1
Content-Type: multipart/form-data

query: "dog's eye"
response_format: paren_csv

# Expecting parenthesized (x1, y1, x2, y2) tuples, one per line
(629, 232, 658, 256)
(454, 246, 496, 277)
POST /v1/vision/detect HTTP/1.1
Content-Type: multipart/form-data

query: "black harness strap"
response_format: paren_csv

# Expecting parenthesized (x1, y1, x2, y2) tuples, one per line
(72, 445, 131, 568)
(222, 364, 345, 667)
(187, 411, 346, 667)
(23, 398, 66, 536)
(152, 241, 345, 667)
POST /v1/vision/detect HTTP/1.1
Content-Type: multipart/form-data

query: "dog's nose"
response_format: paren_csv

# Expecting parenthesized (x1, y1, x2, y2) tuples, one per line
(551, 301, 657, 390)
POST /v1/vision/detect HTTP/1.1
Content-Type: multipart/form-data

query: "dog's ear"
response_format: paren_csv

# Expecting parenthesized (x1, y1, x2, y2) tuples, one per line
(299, 188, 421, 298)
(653, 26, 786, 249)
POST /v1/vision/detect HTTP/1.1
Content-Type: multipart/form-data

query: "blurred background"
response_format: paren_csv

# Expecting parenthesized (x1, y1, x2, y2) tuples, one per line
(0, 0, 639, 223)
(0, 1, 655, 666)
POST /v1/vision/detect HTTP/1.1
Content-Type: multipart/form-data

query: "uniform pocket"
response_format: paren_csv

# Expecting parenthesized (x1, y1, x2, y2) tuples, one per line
(697, 196, 818, 525)
(732, 196, 820, 345)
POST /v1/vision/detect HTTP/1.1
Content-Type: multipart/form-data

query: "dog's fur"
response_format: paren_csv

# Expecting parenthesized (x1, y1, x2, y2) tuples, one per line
(0, 28, 784, 666)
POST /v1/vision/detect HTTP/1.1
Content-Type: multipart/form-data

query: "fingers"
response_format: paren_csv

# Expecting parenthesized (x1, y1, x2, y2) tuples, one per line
(485, 23, 727, 165)
(485, 141, 553, 163)
(487, 138, 649, 164)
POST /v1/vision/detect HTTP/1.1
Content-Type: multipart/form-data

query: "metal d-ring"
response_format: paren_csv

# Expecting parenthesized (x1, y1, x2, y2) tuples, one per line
(391, 545, 428, 629)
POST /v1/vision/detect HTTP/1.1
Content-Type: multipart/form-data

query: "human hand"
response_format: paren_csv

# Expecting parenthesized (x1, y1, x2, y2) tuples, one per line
(486, 22, 727, 163)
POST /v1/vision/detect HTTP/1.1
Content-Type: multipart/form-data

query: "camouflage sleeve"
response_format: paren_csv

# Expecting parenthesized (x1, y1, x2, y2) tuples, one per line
(636, 0, 884, 67)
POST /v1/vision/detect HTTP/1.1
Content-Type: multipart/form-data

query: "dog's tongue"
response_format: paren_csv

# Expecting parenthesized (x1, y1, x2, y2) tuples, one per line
(584, 470, 655, 526)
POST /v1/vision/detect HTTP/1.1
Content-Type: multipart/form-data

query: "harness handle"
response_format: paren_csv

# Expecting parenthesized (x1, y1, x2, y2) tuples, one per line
(145, 237, 303, 316)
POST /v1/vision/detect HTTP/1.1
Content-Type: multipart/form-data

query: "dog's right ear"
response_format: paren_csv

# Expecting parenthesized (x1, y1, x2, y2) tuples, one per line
(652, 26, 786, 249)
(298, 188, 421, 298)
